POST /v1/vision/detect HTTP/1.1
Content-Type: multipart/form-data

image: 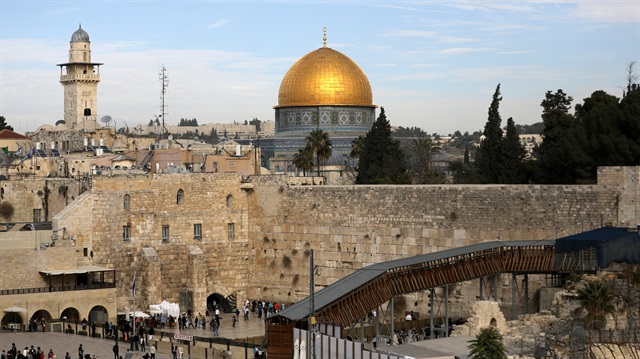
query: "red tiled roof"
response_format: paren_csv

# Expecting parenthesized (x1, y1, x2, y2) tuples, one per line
(0, 129, 28, 139)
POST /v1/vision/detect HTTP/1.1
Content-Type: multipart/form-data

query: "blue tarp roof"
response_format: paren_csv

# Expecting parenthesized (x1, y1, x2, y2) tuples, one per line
(556, 227, 640, 267)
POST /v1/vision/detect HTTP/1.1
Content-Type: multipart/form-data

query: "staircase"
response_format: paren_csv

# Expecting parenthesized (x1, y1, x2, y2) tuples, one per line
(138, 150, 154, 170)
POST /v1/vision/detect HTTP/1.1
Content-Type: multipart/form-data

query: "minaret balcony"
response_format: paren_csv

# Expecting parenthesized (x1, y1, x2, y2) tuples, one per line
(60, 73, 101, 82)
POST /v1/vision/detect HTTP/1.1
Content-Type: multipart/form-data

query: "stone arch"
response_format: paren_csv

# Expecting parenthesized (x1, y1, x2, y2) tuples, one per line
(1, 312, 24, 328)
(61, 307, 81, 323)
(30, 309, 53, 332)
(207, 292, 236, 314)
(226, 194, 233, 208)
(490, 318, 497, 327)
(89, 305, 108, 324)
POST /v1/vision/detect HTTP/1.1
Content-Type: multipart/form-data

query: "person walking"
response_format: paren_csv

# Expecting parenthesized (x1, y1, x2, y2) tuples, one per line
(112, 343, 119, 359)
(149, 346, 156, 359)
(77, 345, 83, 359)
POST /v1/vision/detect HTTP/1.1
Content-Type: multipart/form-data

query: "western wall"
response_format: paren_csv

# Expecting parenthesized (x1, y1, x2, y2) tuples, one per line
(42, 166, 638, 320)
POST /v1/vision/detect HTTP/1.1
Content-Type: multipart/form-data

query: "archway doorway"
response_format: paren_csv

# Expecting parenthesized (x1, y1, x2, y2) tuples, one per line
(490, 318, 497, 327)
(207, 293, 236, 313)
(30, 310, 53, 332)
(89, 305, 108, 324)
(61, 307, 81, 323)
(1, 312, 24, 329)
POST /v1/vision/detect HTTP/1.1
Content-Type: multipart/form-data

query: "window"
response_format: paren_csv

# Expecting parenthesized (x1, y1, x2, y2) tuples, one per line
(123, 226, 131, 241)
(226, 195, 233, 208)
(124, 194, 130, 210)
(177, 189, 184, 205)
(162, 225, 170, 243)
(227, 223, 235, 239)
(194, 224, 202, 240)
(33, 209, 42, 223)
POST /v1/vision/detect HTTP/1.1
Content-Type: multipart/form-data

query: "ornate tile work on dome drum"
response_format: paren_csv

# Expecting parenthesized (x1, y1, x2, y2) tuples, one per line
(302, 112, 312, 125)
(320, 111, 330, 125)
(339, 112, 348, 125)
(355, 112, 362, 124)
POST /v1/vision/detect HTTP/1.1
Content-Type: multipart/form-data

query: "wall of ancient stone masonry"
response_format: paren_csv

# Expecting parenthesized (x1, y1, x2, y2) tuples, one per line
(0, 177, 80, 222)
(0, 246, 78, 289)
(41, 167, 639, 321)
(55, 173, 253, 313)
(246, 176, 623, 316)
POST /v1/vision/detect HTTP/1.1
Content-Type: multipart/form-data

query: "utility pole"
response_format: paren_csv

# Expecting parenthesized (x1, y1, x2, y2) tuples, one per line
(309, 249, 315, 359)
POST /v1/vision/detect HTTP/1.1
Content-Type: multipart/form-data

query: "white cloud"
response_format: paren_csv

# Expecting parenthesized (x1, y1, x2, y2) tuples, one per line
(206, 19, 230, 29)
(372, 63, 396, 68)
(381, 29, 437, 38)
(436, 47, 494, 55)
(571, 1, 639, 23)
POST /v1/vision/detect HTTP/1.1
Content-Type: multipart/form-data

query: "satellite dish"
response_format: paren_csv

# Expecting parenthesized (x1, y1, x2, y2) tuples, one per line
(168, 135, 174, 141)
(100, 116, 112, 124)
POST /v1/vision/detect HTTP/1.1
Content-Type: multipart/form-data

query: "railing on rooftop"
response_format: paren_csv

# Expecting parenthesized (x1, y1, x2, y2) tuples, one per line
(0, 282, 115, 296)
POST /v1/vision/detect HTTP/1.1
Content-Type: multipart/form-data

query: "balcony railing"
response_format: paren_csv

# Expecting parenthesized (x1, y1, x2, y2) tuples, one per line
(0, 282, 115, 296)
(60, 74, 100, 82)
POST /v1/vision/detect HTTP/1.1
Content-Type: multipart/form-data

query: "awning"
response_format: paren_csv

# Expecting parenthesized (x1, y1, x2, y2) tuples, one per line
(40, 266, 114, 276)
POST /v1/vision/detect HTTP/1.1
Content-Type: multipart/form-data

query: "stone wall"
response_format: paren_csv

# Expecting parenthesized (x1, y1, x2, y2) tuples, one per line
(0, 177, 80, 222)
(246, 172, 629, 317)
(24, 166, 639, 322)
(56, 173, 253, 313)
(0, 246, 78, 289)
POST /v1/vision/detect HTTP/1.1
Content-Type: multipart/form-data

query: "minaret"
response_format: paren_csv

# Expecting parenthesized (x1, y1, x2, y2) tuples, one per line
(57, 24, 103, 131)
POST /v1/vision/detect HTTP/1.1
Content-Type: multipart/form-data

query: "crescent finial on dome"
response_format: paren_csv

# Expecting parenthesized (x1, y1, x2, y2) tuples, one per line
(323, 27, 327, 48)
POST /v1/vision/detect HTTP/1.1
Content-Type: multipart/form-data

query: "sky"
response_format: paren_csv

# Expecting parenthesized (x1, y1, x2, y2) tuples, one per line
(1, 0, 639, 135)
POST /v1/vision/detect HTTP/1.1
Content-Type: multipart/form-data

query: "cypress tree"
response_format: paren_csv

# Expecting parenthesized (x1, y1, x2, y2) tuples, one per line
(356, 107, 410, 184)
(477, 84, 504, 183)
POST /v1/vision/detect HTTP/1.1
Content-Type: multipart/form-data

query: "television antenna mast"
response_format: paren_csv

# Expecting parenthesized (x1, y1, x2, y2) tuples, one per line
(159, 66, 169, 131)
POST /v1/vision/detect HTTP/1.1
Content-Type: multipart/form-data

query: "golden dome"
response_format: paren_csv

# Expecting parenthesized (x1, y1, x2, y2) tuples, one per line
(276, 47, 375, 108)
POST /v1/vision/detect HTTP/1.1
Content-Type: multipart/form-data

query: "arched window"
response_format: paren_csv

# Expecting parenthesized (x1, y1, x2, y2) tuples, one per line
(226, 195, 233, 208)
(177, 189, 184, 205)
(124, 194, 130, 210)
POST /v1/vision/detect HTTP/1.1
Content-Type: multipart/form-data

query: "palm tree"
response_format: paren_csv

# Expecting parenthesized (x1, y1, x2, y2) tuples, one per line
(408, 136, 442, 183)
(467, 327, 507, 359)
(350, 135, 365, 159)
(576, 280, 616, 329)
(305, 129, 332, 176)
(292, 145, 314, 176)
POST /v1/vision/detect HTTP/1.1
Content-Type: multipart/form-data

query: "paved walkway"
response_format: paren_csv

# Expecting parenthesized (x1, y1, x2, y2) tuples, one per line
(0, 312, 267, 359)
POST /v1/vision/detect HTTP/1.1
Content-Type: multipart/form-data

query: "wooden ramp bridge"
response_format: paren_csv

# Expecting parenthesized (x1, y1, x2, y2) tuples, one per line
(266, 227, 640, 358)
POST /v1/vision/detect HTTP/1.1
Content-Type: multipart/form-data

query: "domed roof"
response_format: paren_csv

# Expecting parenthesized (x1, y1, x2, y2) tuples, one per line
(71, 25, 90, 42)
(276, 47, 374, 108)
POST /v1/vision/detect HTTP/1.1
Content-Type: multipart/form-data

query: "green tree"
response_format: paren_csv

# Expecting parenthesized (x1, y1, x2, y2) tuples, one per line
(576, 280, 616, 330)
(0, 116, 14, 131)
(477, 84, 504, 183)
(292, 145, 314, 176)
(538, 89, 584, 183)
(467, 327, 507, 359)
(350, 135, 365, 159)
(501, 117, 526, 183)
(305, 129, 332, 176)
(406, 137, 444, 184)
(356, 107, 410, 184)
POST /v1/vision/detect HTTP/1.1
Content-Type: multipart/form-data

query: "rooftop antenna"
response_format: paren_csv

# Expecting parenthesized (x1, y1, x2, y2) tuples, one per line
(159, 66, 169, 132)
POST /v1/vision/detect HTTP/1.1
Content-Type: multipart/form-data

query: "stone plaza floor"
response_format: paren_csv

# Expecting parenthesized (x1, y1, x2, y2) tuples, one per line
(0, 312, 267, 359)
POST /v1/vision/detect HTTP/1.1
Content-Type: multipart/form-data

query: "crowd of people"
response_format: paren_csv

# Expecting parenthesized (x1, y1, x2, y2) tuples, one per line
(2, 298, 285, 359)
(1, 344, 65, 359)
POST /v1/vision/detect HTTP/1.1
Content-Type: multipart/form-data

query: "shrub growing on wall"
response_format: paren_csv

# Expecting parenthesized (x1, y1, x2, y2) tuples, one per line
(0, 202, 14, 220)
